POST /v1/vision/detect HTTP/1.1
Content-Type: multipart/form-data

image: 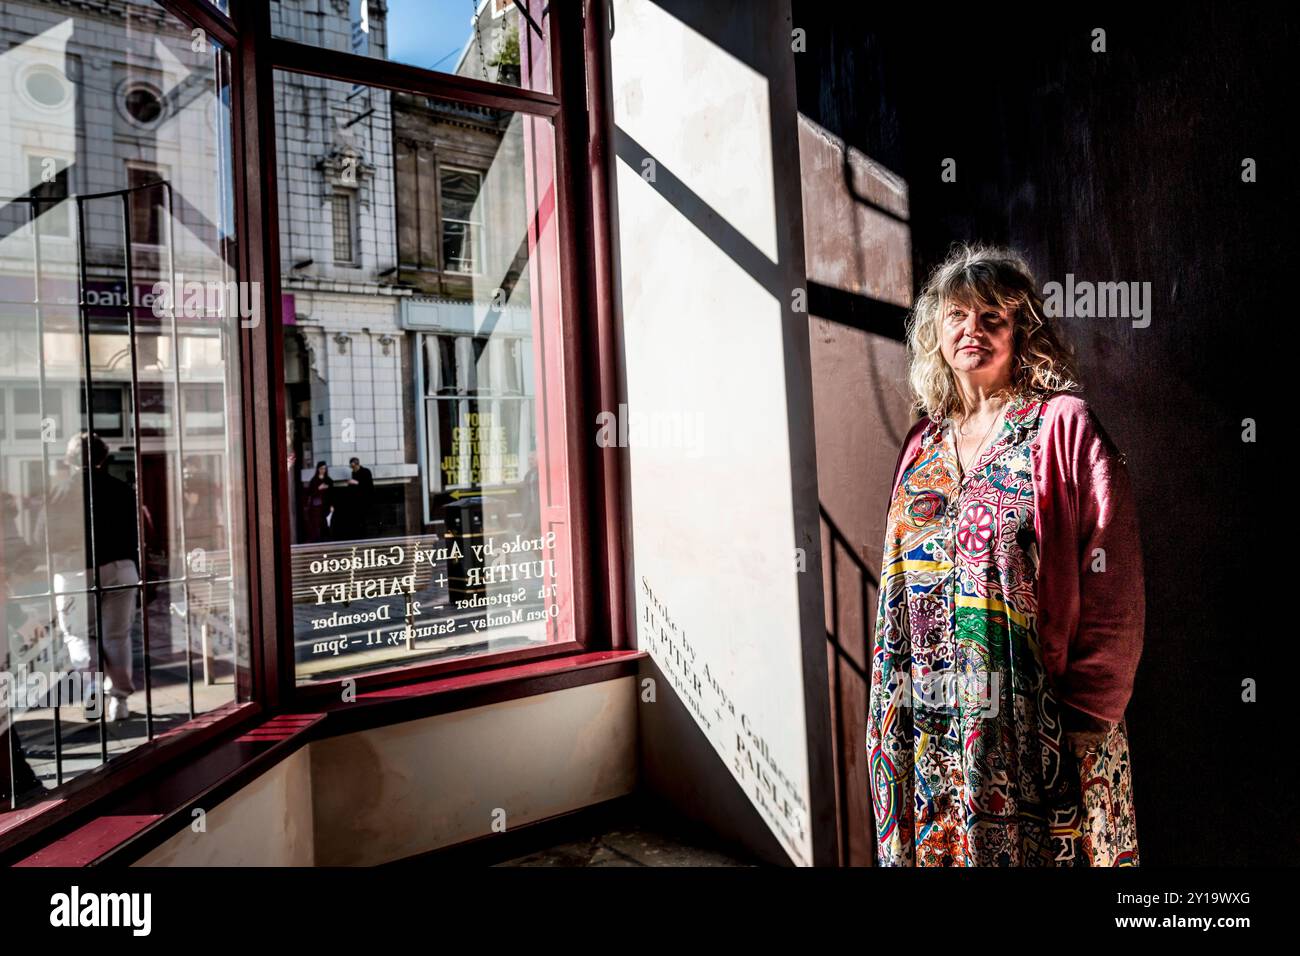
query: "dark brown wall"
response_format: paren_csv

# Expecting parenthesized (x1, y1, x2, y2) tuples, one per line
(797, 113, 914, 866)
(795, 1, 1294, 865)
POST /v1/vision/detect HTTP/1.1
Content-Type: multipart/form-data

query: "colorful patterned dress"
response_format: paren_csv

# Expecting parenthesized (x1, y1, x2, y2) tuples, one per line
(866, 390, 1140, 866)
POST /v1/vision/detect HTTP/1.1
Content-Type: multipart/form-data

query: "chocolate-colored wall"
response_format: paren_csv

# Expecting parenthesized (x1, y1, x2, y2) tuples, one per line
(795, 1, 1293, 864)
(796, 113, 915, 866)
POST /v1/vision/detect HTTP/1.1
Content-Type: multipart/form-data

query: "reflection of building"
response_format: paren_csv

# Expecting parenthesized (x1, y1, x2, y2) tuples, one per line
(0, 0, 238, 576)
(454, 0, 527, 88)
(1, 1, 247, 802)
(392, 92, 538, 527)
(267, 1, 563, 684)
(272, 1, 418, 540)
(275, 0, 544, 543)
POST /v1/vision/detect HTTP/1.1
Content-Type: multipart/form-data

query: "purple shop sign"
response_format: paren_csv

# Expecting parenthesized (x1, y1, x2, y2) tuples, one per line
(83, 280, 167, 315)
(0, 276, 293, 326)
(0, 275, 211, 317)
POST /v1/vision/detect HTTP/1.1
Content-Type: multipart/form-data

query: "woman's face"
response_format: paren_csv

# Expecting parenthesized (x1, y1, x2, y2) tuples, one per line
(316, 465, 327, 478)
(939, 298, 1016, 386)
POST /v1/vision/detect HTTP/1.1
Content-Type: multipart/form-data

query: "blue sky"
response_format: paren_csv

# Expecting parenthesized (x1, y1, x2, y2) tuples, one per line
(385, 1, 480, 73)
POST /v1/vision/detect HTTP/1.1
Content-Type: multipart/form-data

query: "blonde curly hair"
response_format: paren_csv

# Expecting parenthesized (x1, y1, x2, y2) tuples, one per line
(906, 243, 1082, 420)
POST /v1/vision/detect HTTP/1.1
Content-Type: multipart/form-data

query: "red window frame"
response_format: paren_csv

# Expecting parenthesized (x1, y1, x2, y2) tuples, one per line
(260, 1, 614, 699)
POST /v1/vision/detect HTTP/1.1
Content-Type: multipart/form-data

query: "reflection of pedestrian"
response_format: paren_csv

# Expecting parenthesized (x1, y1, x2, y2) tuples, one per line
(2, 492, 45, 804)
(522, 450, 540, 536)
(0, 653, 42, 799)
(39, 432, 140, 722)
(346, 457, 374, 538)
(0, 730, 42, 805)
(0, 491, 32, 589)
(302, 462, 333, 543)
(182, 458, 221, 553)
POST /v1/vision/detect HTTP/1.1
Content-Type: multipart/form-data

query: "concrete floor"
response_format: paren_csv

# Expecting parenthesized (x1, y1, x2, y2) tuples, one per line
(494, 818, 758, 867)
(451, 794, 763, 867)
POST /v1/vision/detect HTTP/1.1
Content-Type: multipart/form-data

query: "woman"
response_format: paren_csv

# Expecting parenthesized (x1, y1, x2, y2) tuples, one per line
(867, 244, 1144, 867)
(303, 461, 334, 543)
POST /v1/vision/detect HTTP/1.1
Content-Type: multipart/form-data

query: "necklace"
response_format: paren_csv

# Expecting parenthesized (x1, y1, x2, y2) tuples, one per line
(951, 401, 1006, 479)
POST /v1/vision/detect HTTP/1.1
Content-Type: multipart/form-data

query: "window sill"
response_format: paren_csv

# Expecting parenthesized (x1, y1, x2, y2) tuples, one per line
(5, 648, 644, 867)
(292, 647, 645, 738)
(0, 700, 262, 859)
(10, 712, 323, 868)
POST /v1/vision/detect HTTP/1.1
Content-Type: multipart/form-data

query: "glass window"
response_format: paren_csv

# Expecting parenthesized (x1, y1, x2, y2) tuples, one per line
(0, 0, 595, 820)
(274, 68, 573, 685)
(439, 167, 483, 275)
(26, 155, 72, 239)
(272, 0, 553, 94)
(82, 387, 125, 438)
(122, 82, 166, 127)
(1, 0, 251, 810)
(331, 188, 356, 264)
(127, 165, 166, 247)
(182, 383, 226, 437)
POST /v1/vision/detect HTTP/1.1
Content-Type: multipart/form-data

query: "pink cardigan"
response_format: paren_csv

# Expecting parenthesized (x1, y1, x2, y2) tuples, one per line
(886, 392, 1145, 733)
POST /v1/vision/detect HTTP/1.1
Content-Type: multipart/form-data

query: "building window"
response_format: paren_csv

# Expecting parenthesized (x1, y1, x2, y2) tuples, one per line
(83, 387, 125, 438)
(11, 387, 61, 440)
(394, 143, 492, 284)
(119, 80, 168, 128)
(439, 167, 483, 275)
(26, 155, 72, 239)
(421, 332, 530, 508)
(19, 63, 73, 110)
(392, 98, 527, 300)
(127, 165, 166, 246)
(183, 383, 227, 437)
(332, 188, 357, 264)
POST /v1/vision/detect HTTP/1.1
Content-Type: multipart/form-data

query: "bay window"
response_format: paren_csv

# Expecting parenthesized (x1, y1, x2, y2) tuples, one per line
(1, 0, 616, 843)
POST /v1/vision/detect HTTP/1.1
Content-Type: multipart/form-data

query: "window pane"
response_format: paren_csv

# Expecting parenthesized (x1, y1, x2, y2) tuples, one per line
(26, 155, 71, 238)
(442, 220, 476, 274)
(274, 72, 574, 684)
(331, 189, 355, 264)
(0, 0, 252, 809)
(440, 168, 481, 222)
(271, 0, 552, 94)
(126, 166, 164, 246)
(84, 387, 125, 438)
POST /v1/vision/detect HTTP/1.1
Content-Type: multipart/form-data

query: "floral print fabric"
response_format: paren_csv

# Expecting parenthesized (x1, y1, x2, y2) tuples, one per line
(867, 391, 1139, 866)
